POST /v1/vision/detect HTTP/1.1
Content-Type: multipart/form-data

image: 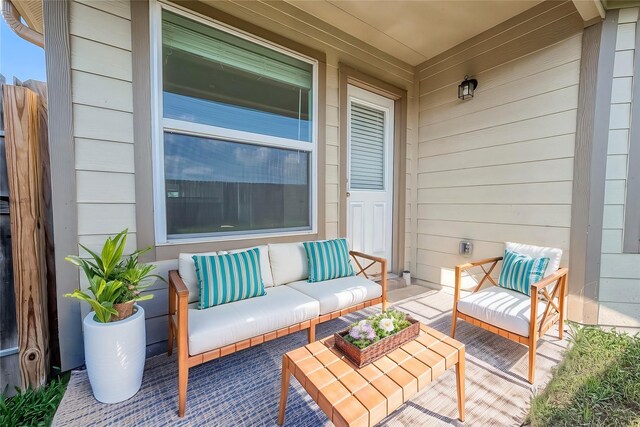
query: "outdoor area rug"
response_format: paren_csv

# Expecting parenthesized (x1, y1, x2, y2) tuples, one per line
(53, 290, 568, 426)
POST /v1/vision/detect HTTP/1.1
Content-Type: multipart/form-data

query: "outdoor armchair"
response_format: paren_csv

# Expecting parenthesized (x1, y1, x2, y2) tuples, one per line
(450, 243, 568, 383)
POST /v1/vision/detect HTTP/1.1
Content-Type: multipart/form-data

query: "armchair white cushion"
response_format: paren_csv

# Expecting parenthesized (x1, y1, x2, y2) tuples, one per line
(505, 242, 562, 278)
(456, 286, 548, 337)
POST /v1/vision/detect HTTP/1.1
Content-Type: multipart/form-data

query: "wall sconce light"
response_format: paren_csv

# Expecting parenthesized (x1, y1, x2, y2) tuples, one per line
(458, 76, 478, 100)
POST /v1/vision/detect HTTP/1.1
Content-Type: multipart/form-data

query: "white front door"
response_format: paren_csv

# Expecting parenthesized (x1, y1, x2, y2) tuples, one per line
(346, 85, 394, 269)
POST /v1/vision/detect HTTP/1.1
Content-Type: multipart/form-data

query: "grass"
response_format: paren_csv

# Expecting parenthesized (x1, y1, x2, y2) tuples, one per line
(0, 373, 69, 427)
(529, 324, 640, 427)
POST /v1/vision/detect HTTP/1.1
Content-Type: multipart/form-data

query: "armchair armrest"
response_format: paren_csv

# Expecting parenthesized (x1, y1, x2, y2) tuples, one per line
(349, 251, 387, 311)
(456, 256, 503, 272)
(453, 256, 503, 303)
(531, 268, 568, 291)
(349, 250, 386, 265)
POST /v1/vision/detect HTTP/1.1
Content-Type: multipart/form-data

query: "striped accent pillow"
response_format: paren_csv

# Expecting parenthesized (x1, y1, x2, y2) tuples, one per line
(498, 249, 550, 296)
(192, 248, 265, 309)
(303, 238, 355, 283)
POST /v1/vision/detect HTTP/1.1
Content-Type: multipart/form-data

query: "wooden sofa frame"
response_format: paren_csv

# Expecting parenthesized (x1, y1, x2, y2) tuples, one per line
(168, 250, 388, 417)
(450, 256, 568, 384)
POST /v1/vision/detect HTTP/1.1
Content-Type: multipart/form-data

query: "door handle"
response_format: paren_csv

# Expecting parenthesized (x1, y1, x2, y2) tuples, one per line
(346, 192, 351, 198)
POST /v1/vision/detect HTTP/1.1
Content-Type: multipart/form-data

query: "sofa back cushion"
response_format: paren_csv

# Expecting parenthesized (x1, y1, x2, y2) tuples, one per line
(268, 242, 308, 286)
(505, 242, 562, 277)
(222, 245, 274, 288)
(498, 249, 549, 296)
(303, 238, 354, 282)
(193, 248, 266, 309)
(178, 251, 218, 303)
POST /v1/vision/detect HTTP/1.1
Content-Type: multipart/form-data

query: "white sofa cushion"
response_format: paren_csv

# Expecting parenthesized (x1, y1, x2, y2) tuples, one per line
(187, 286, 319, 355)
(178, 251, 218, 303)
(268, 242, 308, 286)
(287, 276, 382, 315)
(225, 245, 275, 288)
(456, 286, 548, 337)
(505, 242, 562, 278)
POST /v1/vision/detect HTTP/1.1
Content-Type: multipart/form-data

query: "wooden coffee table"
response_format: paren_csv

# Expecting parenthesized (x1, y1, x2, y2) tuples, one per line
(278, 323, 465, 426)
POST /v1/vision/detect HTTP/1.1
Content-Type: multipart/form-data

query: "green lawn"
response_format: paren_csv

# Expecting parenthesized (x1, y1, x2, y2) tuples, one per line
(0, 373, 69, 427)
(529, 325, 640, 427)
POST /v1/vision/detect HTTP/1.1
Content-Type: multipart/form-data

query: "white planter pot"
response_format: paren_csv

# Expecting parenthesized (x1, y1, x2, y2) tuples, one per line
(83, 304, 146, 403)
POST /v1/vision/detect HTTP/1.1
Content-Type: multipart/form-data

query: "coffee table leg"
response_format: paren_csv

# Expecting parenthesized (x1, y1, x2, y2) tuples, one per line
(456, 347, 466, 422)
(278, 355, 291, 425)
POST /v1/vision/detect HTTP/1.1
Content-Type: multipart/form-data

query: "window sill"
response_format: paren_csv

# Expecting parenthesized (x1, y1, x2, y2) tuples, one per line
(156, 229, 317, 247)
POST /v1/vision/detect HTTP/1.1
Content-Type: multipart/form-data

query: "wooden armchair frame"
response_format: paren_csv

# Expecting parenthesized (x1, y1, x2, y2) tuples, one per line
(450, 256, 567, 383)
(168, 250, 387, 417)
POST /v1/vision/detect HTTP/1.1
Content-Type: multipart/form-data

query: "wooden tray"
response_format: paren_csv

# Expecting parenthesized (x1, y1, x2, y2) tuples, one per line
(334, 315, 420, 368)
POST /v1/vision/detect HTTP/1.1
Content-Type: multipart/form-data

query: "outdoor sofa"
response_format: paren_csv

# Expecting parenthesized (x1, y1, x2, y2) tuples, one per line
(168, 241, 388, 417)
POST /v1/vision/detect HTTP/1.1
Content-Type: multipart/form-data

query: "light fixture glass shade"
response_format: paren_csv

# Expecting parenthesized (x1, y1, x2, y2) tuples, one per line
(458, 77, 477, 100)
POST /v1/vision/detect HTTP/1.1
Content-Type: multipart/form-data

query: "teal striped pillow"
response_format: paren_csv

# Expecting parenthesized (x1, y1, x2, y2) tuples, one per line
(193, 248, 265, 309)
(498, 249, 550, 296)
(303, 238, 355, 283)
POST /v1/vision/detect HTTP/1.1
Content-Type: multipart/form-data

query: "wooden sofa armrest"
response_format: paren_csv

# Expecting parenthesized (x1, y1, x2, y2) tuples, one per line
(349, 251, 387, 311)
(169, 270, 189, 299)
(168, 270, 189, 360)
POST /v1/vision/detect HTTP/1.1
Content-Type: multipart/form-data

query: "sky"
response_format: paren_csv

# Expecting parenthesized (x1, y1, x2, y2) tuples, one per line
(0, 16, 47, 83)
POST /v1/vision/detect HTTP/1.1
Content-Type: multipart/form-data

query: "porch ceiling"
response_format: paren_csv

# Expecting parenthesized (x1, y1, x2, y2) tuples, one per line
(286, 0, 545, 65)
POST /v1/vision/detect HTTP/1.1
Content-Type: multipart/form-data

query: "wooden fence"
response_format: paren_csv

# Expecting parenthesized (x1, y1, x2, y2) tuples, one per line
(0, 76, 55, 394)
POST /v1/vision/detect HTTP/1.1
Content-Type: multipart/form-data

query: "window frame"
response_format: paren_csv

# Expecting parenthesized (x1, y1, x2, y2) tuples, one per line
(150, 0, 319, 245)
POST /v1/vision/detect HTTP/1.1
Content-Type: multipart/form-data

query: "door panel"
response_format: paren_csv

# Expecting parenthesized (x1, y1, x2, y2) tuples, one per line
(346, 85, 394, 269)
(348, 202, 365, 253)
(372, 202, 386, 254)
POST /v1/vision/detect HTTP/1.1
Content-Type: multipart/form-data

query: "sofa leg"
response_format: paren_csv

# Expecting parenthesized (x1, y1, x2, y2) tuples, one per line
(307, 324, 316, 343)
(168, 323, 174, 356)
(178, 361, 188, 417)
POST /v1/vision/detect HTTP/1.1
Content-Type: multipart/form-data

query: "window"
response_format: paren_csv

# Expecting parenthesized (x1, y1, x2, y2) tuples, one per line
(152, 6, 317, 242)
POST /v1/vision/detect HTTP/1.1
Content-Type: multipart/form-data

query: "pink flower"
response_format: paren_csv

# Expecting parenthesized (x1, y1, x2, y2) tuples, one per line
(128, 285, 134, 290)
(133, 290, 140, 295)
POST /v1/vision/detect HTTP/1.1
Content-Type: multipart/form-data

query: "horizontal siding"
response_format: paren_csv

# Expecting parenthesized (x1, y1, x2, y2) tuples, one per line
(70, 2, 131, 50)
(414, 7, 581, 290)
(597, 8, 640, 329)
(71, 70, 133, 112)
(75, 138, 135, 173)
(70, 36, 132, 81)
(72, 105, 134, 143)
(418, 204, 572, 228)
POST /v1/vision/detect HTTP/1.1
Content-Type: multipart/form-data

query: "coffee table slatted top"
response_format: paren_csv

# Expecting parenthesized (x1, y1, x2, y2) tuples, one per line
(279, 323, 465, 427)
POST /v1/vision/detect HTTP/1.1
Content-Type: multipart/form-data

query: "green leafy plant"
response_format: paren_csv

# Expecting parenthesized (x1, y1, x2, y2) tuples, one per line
(65, 229, 128, 283)
(64, 229, 163, 323)
(344, 310, 412, 349)
(116, 250, 159, 304)
(0, 373, 69, 427)
(65, 277, 123, 323)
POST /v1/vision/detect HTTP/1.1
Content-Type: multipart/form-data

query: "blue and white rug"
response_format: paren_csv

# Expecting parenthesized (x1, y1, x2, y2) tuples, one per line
(52, 293, 568, 426)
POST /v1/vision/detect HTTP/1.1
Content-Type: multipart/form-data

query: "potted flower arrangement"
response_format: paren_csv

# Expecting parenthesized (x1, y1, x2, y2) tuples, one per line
(65, 229, 162, 403)
(334, 310, 420, 367)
